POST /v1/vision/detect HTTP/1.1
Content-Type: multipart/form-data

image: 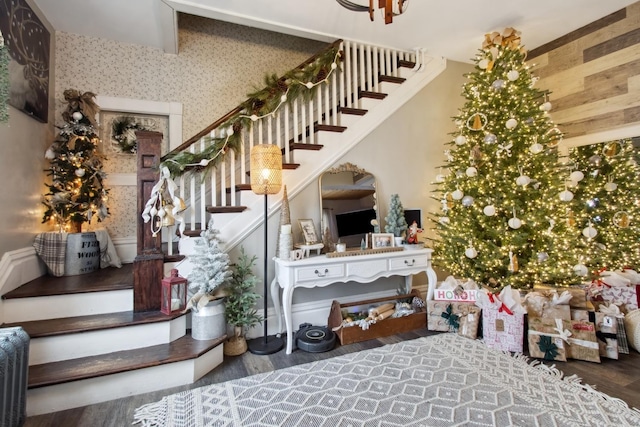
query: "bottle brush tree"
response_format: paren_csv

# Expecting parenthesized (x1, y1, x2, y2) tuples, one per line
(385, 193, 408, 238)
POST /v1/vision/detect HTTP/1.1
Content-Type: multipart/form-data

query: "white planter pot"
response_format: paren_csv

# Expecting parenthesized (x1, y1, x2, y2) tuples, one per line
(191, 298, 226, 341)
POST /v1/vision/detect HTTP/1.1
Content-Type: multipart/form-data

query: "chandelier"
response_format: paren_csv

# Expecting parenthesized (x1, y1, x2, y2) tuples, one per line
(336, 0, 409, 25)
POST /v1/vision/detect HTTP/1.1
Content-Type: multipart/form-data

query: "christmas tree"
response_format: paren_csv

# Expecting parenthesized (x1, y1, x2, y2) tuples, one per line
(384, 194, 408, 238)
(565, 139, 640, 274)
(42, 90, 109, 232)
(430, 28, 575, 290)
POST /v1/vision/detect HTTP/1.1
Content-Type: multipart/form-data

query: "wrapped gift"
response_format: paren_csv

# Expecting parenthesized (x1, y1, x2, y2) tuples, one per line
(587, 270, 638, 312)
(475, 286, 526, 353)
(564, 320, 601, 363)
(523, 290, 572, 320)
(599, 303, 629, 354)
(427, 300, 481, 338)
(527, 317, 569, 361)
(534, 284, 587, 309)
(433, 276, 479, 302)
(571, 309, 618, 359)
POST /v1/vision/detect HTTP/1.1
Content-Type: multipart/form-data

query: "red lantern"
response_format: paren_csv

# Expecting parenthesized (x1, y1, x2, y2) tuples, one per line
(161, 269, 187, 315)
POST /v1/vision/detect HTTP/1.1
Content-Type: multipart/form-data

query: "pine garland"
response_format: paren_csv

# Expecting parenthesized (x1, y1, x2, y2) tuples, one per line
(161, 45, 342, 178)
(0, 33, 9, 123)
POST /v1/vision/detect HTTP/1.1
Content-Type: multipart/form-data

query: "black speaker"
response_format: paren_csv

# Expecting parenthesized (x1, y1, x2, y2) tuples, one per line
(295, 323, 336, 353)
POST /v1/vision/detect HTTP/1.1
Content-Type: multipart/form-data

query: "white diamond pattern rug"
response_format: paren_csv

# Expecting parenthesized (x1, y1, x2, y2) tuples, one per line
(133, 333, 640, 426)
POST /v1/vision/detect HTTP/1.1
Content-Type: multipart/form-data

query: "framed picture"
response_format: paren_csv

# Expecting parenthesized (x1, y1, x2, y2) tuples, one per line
(404, 209, 422, 229)
(371, 233, 395, 248)
(298, 219, 319, 244)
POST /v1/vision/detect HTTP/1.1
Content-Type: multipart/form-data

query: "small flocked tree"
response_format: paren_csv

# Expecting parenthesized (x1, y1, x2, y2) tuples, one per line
(430, 28, 575, 290)
(384, 194, 408, 239)
(565, 139, 640, 274)
(186, 217, 232, 311)
(42, 90, 109, 232)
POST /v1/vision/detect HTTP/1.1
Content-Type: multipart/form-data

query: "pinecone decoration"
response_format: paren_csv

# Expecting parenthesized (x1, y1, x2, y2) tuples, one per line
(277, 80, 289, 94)
(315, 67, 328, 84)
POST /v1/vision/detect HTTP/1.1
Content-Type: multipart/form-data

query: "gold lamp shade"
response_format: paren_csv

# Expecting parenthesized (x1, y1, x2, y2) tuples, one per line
(250, 144, 282, 195)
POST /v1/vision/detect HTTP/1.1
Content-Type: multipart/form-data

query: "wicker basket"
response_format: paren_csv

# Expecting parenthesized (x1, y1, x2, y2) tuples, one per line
(624, 309, 640, 353)
(224, 336, 247, 356)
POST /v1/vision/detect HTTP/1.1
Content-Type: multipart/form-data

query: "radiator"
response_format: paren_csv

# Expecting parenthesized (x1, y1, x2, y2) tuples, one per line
(0, 327, 30, 427)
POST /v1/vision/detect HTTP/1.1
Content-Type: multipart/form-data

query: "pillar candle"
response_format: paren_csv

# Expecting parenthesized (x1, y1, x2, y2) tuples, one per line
(281, 224, 292, 234)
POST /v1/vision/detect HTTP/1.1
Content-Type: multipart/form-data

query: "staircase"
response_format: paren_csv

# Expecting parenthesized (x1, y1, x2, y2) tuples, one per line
(0, 39, 446, 417)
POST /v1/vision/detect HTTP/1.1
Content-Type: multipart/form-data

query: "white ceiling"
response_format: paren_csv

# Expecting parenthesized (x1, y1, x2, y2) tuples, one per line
(32, 0, 637, 63)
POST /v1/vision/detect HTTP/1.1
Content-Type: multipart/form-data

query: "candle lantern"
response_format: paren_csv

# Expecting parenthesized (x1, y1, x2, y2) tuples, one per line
(161, 269, 187, 315)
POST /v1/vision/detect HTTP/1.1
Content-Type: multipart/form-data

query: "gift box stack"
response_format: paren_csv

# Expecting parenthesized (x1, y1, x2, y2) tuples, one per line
(427, 274, 639, 362)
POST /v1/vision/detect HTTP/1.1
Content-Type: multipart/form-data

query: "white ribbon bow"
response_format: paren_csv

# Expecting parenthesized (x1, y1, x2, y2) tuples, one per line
(496, 141, 513, 157)
(598, 303, 624, 318)
(553, 318, 573, 343)
(141, 166, 187, 237)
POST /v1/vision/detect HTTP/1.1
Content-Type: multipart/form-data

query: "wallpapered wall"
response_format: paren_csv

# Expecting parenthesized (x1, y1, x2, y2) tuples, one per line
(527, 2, 640, 138)
(54, 14, 325, 239)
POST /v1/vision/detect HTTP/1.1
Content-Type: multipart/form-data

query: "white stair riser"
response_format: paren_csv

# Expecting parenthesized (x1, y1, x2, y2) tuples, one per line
(358, 97, 383, 111)
(337, 113, 362, 128)
(4, 290, 132, 322)
(29, 317, 187, 365)
(26, 343, 224, 416)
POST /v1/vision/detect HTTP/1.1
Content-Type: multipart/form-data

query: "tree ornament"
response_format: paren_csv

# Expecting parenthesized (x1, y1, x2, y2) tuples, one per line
(559, 188, 574, 202)
(602, 141, 622, 157)
(72, 111, 83, 121)
(569, 170, 584, 182)
(462, 195, 474, 207)
(508, 250, 518, 272)
(604, 176, 617, 192)
(465, 166, 477, 177)
(529, 141, 544, 154)
(471, 144, 483, 160)
(478, 58, 490, 69)
(483, 204, 496, 216)
(451, 189, 464, 200)
(491, 79, 505, 90)
(465, 243, 477, 259)
(589, 154, 602, 166)
(45, 147, 56, 159)
(545, 127, 563, 147)
(455, 135, 467, 145)
(582, 223, 598, 239)
(516, 167, 530, 186)
(505, 118, 518, 129)
(539, 101, 552, 112)
(435, 173, 445, 183)
(508, 208, 522, 229)
(566, 209, 576, 227)
(573, 264, 588, 277)
(439, 216, 450, 225)
(537, 252, 549, 262)
(613, 211, 630, 228)
(507, 69, 519, 81)
(483, 133, 497, 144)
(467, 113, 487, 131)
(75, 168, 85, 177)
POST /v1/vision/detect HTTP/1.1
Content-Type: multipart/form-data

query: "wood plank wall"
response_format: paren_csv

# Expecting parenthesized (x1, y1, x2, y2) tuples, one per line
(527, 2, 640, 139)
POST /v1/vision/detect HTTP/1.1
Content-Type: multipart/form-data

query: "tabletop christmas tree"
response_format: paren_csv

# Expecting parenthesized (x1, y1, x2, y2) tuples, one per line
(430, 28, 576, 290)
(384, 193, 408, 241)
(564, 139, 640, 274)
(42, 90, 109, 232)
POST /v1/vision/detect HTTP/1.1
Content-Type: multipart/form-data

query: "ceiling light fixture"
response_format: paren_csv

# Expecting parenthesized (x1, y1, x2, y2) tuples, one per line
(336, 0, 409, 25)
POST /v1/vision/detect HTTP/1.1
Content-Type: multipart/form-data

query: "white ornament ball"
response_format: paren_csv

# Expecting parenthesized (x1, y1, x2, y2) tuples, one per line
(452, 189, 464, 200)
(537, 252, 549, 262)
(539, 101, 552, 112)
(75, 168, 85, 177)
(280, 95, 288, 103)
(45, 148, 56, 160)
(72, 111, 83, 121)
(506, 118, 518, 129)
(455, 135, 467, 145)
(559, 190, 574, 202)
(435, 174, 445, 183)
(199, 159, 210, 167)
(305, 82, 314, 89)
(573, 264, 588, 277)
(478, 59, 489, 69)
(604, 182, 618, 192)
(462, 196, 474, 207)
(250, 114, 258, 122)
(507, 70, 519, 81)
(516, 175, 531, 186)
(569, 171, 584, 182)
(508, 217, 522, 229)
(331, 62, 337, 70)
(484, 133, 497, 144)
(483, 205, 496, 216)
(582, 225, 598, 239)
(157, 207, 166, 218)
(149, 206, 158, 217)
(465, 166, 477, 177)
(439, 216, 450, 225)
(492, 79, 505, 90)
(529, 143, 544, 154)
(465, 247, 478, 259)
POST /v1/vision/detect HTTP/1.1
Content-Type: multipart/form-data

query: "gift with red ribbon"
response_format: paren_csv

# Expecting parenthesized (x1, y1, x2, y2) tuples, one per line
(475, 286, 526, 353)
(586, 269, 639, 313)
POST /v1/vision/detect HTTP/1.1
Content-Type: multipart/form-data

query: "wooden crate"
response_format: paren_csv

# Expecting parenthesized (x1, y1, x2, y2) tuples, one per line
(328, 289, 426, 345)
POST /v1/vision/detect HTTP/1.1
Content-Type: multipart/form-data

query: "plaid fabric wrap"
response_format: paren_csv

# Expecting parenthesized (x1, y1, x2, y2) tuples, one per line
(33, 232, 68, 277)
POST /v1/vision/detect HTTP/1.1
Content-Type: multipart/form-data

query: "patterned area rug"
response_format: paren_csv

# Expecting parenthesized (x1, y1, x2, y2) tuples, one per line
(133, 334, 640, 426)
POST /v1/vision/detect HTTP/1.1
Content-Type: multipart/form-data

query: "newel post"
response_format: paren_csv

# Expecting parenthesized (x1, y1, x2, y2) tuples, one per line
(133, 130, 165, 312)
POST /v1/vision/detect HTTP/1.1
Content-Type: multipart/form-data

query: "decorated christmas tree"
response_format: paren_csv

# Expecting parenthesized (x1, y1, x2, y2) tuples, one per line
(384, 194, 408, 239)
(430, 28, 575, 290)
(42, 90, 109, 232)
(565, 139, 640, 274)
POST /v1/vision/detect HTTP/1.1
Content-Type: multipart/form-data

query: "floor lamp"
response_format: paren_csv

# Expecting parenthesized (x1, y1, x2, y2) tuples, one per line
(248, 144, 284, 355)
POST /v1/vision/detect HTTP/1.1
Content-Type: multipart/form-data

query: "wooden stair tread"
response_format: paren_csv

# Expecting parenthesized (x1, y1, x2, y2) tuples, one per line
(283, 163, 300, 169)
(359, 90, 387, 100)
(339, 107, 368, 116)
(2, 264, 133, 300)
(287, 143, 324, 152)
(205, 206, 248, 214)
(379, 75, 406, 84)
(315, 124, 347, 132)
(226, 184, 252, 193)
(398, 59, 416, 68)
(28, 334, 226, 389)
(2, 310, 184, 338)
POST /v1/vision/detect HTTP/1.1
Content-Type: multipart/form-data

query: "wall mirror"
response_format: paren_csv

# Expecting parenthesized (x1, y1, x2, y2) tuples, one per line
(319, 163, 379, 250)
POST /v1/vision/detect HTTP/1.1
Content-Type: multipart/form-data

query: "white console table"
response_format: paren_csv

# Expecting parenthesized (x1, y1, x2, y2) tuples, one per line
(271, 248, 437, 354)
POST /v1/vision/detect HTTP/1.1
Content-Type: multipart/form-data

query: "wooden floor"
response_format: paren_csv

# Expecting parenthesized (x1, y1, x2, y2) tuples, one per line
(24, 328, 640, 427)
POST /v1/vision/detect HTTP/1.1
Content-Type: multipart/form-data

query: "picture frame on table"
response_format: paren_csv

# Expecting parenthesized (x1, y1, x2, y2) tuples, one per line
(298, 219, 319, 244)
(371, 233, 395, 248)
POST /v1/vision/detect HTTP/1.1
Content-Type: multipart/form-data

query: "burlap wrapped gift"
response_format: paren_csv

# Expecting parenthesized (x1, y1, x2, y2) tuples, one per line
(427, 301, 481, 339)
(564, 320, 601, 363)
(527, 317, 569, 362)
(523, 289, 572, 320)
(571, 309, 618, 359)
(534, 284, 587, 309)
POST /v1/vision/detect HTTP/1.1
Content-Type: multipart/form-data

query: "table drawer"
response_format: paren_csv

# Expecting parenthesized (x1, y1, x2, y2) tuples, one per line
(296, 264, 345, 282)
(389, 255, 427, 271)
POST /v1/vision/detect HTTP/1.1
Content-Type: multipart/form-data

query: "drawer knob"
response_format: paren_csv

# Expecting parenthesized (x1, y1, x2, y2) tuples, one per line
(314, 268, 329, 277)
(404, 259, 415, 266)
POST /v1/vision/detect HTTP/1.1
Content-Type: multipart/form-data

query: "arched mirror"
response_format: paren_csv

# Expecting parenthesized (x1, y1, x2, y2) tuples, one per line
(319, 163, 379, 250)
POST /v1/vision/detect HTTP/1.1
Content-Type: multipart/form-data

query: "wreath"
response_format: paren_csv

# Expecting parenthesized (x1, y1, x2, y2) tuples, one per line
(111, 115, 147, 154)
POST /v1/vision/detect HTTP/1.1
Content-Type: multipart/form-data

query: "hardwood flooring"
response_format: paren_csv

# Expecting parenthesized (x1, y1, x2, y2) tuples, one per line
(24, 329, 640, 427)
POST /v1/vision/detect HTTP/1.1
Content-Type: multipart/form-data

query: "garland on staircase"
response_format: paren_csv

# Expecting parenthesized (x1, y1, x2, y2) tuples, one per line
(0, 33, 9, 123)
(160, 45, 342, 178)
